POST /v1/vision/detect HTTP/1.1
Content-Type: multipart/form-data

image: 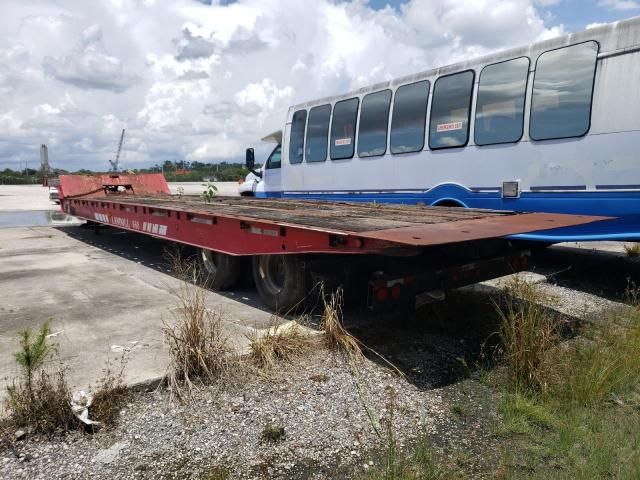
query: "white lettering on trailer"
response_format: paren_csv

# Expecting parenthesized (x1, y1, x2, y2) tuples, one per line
(335, 138, 352, 146)
(436, 121, 463, 133)
(92, 210, 168, 237)
(94, 213, 109, 223)
(142, 221, 168, 236)
(111, 216, 130, 228)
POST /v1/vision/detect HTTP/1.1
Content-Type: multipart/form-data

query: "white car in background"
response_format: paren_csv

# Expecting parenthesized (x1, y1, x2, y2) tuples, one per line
(49, 186, 60, 203)
(238, 167, 262, 196)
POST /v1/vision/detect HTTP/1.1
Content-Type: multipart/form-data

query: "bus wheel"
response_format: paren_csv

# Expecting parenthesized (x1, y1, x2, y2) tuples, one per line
(252, 255, 306, 312)
(200, 249, 242, 290)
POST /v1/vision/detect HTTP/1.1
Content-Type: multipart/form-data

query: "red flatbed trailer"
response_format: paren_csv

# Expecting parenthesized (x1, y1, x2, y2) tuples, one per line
(58, 173, 608, 312)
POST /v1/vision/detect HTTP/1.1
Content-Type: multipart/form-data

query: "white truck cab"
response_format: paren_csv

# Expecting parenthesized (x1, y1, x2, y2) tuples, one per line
(249, 130, 282, 198)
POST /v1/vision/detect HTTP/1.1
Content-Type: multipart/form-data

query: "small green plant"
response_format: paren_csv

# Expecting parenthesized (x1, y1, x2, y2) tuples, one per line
(261, 424, 285, 442)
(14, 320, 54, 402)
(499, 391, 558, 436)
(359, 434, 451, 480)
(450, 398, 471, 420)
(4, 320, 130, 434)
(203, 465, 232, 480)
(202, 182, 218, 203)
(5, 368, 78, 435)
(177, 186, 185, 197)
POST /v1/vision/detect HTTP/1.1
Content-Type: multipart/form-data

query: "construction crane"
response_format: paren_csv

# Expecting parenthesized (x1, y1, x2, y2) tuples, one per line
(109, 129, 125, 172)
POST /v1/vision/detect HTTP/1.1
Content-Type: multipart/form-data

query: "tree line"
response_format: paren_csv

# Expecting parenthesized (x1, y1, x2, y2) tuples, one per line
(0, 161, 252, 185)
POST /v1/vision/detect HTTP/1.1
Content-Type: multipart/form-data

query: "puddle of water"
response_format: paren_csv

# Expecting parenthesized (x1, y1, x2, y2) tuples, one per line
(0, 210, 84, 228)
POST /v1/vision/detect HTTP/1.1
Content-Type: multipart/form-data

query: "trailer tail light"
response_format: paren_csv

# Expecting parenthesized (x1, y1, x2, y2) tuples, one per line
(510, 254, 529, 271)
(375, 287, 389, 303)
(391, 284, 402, 300)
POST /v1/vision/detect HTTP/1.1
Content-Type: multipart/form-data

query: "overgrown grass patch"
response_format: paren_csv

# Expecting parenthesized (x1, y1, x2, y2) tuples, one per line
(494, 282, 640, 478)
(492, 276, 558, 391)
(358, 434, 459, 480)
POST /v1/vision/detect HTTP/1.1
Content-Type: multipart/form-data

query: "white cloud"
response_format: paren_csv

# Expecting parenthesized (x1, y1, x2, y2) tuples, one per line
(0, 0, 566, 170)
(43, 24, 140, 92)
(534, 0, 562, 5)
(599, 0, 640, 10)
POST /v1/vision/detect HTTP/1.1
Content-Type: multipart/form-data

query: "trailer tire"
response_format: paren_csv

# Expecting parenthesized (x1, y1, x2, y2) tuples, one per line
(252, 255, 306, 312)
(200, 249, 242, 290)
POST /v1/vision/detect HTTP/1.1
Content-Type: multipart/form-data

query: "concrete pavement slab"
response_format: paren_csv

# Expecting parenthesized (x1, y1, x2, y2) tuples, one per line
(0, 225, 279, 398)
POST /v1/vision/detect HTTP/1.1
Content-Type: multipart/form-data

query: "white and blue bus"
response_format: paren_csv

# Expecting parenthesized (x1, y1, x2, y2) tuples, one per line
(249, 17, 640, 243)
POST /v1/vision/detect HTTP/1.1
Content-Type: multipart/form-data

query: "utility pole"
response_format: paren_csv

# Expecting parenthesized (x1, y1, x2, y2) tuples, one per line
(40, 144, 50, 186)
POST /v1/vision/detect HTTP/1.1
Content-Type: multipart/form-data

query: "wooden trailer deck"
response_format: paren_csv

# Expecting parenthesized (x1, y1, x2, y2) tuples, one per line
(58, 173, 610, 253)
(106, 194, 606, 247)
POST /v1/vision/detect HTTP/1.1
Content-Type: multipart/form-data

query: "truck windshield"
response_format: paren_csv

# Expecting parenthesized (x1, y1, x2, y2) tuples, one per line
(266, 145, 282, 169)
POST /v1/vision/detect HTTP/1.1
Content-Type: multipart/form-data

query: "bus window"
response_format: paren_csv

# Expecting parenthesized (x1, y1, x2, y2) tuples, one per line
(358, 90, 392, 157)
(305, 105, 331, 162)
(475, 57, 530, 146)
(289, 109, 307, 164)
(429, 70, 474, 149)
(530, 41, 599, 141)
(390, 80, 429, 154)
(330, 97, 359, 160)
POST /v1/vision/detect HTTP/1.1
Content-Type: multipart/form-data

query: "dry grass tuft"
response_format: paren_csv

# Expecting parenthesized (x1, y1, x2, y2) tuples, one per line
(163, 252, 235, 401)
(5, 368, 79, 435)
(3, 321, 130, 435)
(90, 356, 130, 426)
(624, 243, 640, 258)
(625, 280, 640, 308)
(248, 321, 318, 371)
(319, 287, 403, 438)
(320, 287, 362, 358)
(493, 276, 558, 391)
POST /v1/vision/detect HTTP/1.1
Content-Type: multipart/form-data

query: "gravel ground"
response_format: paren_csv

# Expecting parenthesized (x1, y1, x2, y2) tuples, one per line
(1, 349, 446, 479)
(4, 278, 621, 479)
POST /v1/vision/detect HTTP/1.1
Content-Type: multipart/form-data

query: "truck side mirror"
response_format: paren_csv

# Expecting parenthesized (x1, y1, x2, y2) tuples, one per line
(245, 148, 255, 170)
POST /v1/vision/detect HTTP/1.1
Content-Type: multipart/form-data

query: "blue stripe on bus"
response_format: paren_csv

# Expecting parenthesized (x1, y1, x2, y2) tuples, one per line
(256, 184, 640, 242)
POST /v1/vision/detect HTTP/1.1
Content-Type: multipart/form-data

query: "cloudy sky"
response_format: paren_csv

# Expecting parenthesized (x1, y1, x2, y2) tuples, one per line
(0, 0, 638, 171)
